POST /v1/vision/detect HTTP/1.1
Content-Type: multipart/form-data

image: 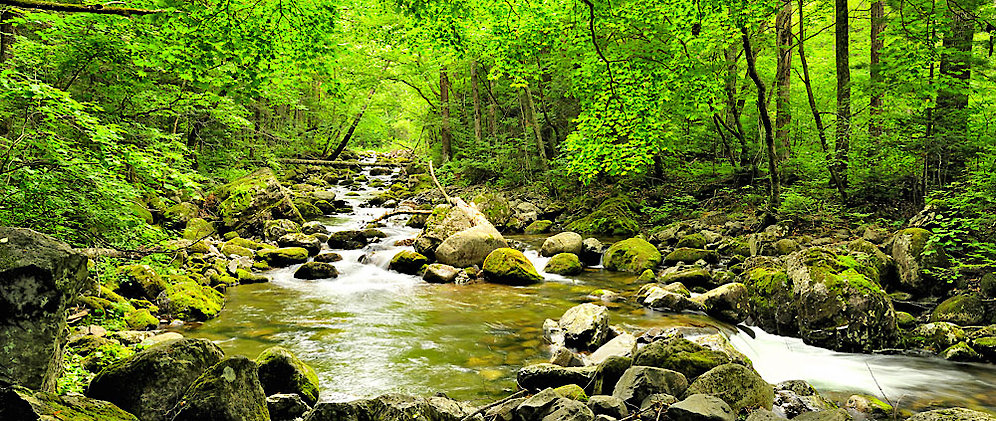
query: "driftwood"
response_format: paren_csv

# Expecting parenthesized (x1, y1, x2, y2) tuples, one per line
(371, 209, 433, 223)
(278, 159, 400, 168)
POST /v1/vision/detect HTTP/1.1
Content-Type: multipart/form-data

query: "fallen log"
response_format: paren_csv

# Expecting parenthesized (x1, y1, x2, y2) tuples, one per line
(371, 209, 433, 223)
(278, 159, 400, 167)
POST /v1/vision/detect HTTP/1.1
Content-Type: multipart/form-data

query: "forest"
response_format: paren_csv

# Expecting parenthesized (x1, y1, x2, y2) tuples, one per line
(1, 0, 996, 418)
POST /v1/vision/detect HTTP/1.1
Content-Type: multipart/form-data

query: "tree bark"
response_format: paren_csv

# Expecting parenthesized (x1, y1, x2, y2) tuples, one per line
(775, 1, 793, 159)
(934, 4, 975, 183)
(834, 0, 851, 193)
(724, 46, 749, 169)
(741, 27, 780, 208)
(440, 66, 453, 163)
(328, 86, 377, 160)
(523, 84, 549, 169)
(0, 9, 14, 63)
(471, 61, 482, 145)
(869, 0, 886, 145)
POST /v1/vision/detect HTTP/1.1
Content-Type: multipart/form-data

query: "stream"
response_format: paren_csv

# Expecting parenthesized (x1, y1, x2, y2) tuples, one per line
(183, 160, 996, 412)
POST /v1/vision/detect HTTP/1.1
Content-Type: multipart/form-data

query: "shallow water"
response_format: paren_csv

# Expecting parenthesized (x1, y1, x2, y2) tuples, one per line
(184, 162, 996, 410)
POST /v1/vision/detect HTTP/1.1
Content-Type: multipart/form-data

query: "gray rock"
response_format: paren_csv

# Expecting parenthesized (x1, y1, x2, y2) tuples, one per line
(301, 221, 330, 235)
(550, 346, 585, 367)
(267, 393, 311, 421)
(588, 333, 636, 366)
(515, 388, 561, 420)
(305, 394, 473, 421)
(746, 409, 784, 421)
(692, 283, 749, 324)
(265, 219, 304, 242)
(0, 227, 90, 392)
(587, 395, 628, 419)
(168, 356, 269, 421)
(424, 263, 461, 283)
(541, 398, 596, 421)
(667, 394, 734, 421)
(87, 338, 224, 421)
(542, 232, 584, 257)
(294, 262, 339, 280)
(907, 407, 996, 421)
(278, 233, 322, 256)
(580, 238, 604, 266)
(486, 397, 526, 421)
(0, 385, 137, 420)
(434, 225, 509, 268)
(517, 363, 596, 392)
(683, 364, 774, 413)
(793, 409, 853, 421)
(640, 393, 678, 412)
(591, 356, 632, 396)
(559, 303, 610, 351)
(612, 366, 688, 407)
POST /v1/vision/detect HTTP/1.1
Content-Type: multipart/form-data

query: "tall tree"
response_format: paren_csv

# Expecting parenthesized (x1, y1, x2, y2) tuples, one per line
(742, 27, 780, 207)
(471, 60, 483, 144)
(869, 0, 886, 144)
(523, 83, 549, 169)
(440, 65, 453, 162)
(775, 0, 793, 159)
(834, 0, 851, 193)
(933, 0, 978, 183)
(328, 86, 378, 160)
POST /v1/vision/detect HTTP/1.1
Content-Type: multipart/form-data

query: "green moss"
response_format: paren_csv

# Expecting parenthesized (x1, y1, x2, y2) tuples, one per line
(564, 196, 642, 236)
(604, 237, 662, 273)
(544, 253, 583, 275)
(745, 267, 791, 315)
(256, 247, 309, 267)
(553, 384, 589, 402)
(256, 346, 321, 405)
(225, 237, 271, 251)
(639, 269, 656, 282)
(676, 233, 707, 249)
(898, 228, 932, 257)
(482, 248, 544, 285)
(182, 218, 215, 241)
(164, 202, 199, 224)
(125, 309, 159, 330)
(473, 192, 512, 227)
(161, 282, 225, 321)
(214, 174, 268, 226)
(664, 248, 719, 265)
(931, 294, 985, 325)
(524, 220, 554, 234)
(388, 250, 428, 275)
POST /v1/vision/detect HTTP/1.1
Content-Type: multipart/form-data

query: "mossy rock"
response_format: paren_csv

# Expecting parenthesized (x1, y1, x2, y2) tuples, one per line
(664, 248, 719, 265)
(931, 294, 985, 326)
(604, 238, 662, 273)
(293, 199, 324, 218)
(661, 268, 712, 288)
(168, 356, 269, 421)
(389, 250, 428, 275)
(564, 196, 642, 236)
(525, 220, 554, 235)
(633, 337, 732, 380)
(116, 264, 169, 301)
(638, 269, 656, 282)
(940, 342, 981, 362)
(683, 363, 774, 412)
(225, 237, 271, 251)
(158, 282, 225, 321)
(472, 192, 512, 227)
(293, 262, 339, 280)
(676, 233, 707, 249)
(1, 386, 138, 421)
(544, 253, 583, 276)
(236, 269, 269, 284)
(910, 322, 966, 351)
(210, 168, 304, 234)
(182, 218, 215, 241)
(221, 243, 254, 258)
(164, 202, 199, 228)
(973, 336, 996, 361)
(256, 247, 309, 267)
(256, 346, 321, 406)
(125, 309, 159, 330)
(552, 384, 589, 402)
(483, 248, 544, 286)
(896, 311, 916, 328)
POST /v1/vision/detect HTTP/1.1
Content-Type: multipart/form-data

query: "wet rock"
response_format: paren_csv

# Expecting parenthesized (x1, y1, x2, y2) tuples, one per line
(633, 337, 732, 380)
(294, 262, 339, 280)
(423, 263, 461, 284)
(257, 247, 310, 267)
(891, 228, 950, 296)
(974, 336, 996, 361)
(278, 233, 322, 256)
(665, 248, 719, 265)
(559, 303, 610, 351)
(256, 346, 320, 406)
(604, 238, 662, 273)
(541, 397, 596, 421)
(911, 322, 966, 351)
(327, 230, 368, 250)
(544, 318, 566, 346)
(941, 342, 981, 361)
(907, 407, 996, 421)
(693, 283, 749, 324)
(612, 366, 688, 407)
(265, 219, 304, 242)
(209, 169, 305, 235)
(314, 252, 343, 263)
(266, 393, 310, 421)
(87, 338, 224, 421)
(588, 333, 636, 366)
(661, 267, 713, 289)
(773, 380, 834, 418)
(483, 248, 544, 286)
(683, 363, 774, 412)
(844, 394, 892, 420)
(0, 385, 137, 421)
(793, 409, 852, 421)
(434, 225, 508, 268)
(931, 294, 985, 326)
(168, 356, 269, 421)
(580, 238, 604, 266)
(667, 394, 734, 421)
(591, 356, 632, 396)
(0, 228, 89, 391)
(389, 250, 429, 275)
(525, 220, 554, 234)
(587, 395, 628, 419)
(305, 394, 474, 421)
(517, 363, 596, 392)
(551, 346, 585, 367)
(302, 221, 330, 235)
(545, 253, 583, 275)
(542, 232, 584, 257)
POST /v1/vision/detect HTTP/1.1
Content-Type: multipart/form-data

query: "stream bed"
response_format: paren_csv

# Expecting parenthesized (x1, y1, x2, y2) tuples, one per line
(183, 163, 996, 411)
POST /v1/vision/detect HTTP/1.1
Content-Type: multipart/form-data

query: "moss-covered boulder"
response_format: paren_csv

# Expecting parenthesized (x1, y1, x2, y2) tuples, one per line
(664, 248, 719, 265)
(225, 237, 272, 251)
(525, 220, 554, 234)
(940, 342, 981, 362)
(743, 266, 796, 335)
(116, 264, 168, 301)
(294, 262, 339, 280)
(612, 366, 689, 408)
(277, 233, 322, 256)
(257, 247, 309, 267)
(483, 248, 544, 286)
(389, 250, 429, 275)
(264, 219, 302, 242)
(157, 282, 225, 321)
(221, 243, 254, 258)
(164, 202, 200, 229)
(545, 253, 583, 276)
(632, 337, 732, 380)
(125, 308, 159, 330)
(683, 363, 774, 413)
(517, 363, 597, 392)
(1, 386, 137, 421)
(693, 283, 749, 324)
(891, 228, 950, 296)
(168, 356, 269, 421)
(182, 218, 216, 241)
(661, 267, 713, 288)
(931, 294, 985, 326)
(413, 204, 479, 259)
(604, 238, 662, 273)
(472, 192, 513, 228)
(541, 232, 584, 257)
(907, 408, 996, 421)
(676, 233, 708, 249)
(208, 168, 305, 236)
(564, 196, 641, 236)
(910, 322, 966, 351)
(973, 336, 996, 361)
(434, 225, 508, 268)
(87, 338, 224, 421)
(256, 346, 321, 406)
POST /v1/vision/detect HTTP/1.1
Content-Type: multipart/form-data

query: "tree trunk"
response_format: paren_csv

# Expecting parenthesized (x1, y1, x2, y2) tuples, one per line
(798, 0, 846, 201)
(724, 46, 749, 169)
(328, 86, 377, 160)
(741, 27, 780, 208)
(439, 66, 452, 163)
(775, 1, 793, 159)
(934, 5, 975, 183)
(488, 78, 497, 140)
(0, 9, 14, 63)
(471, 60, 482, 144)
(869, 0, 886, 145)
(834, 0, 850, 193)
(523, 84, 549, 170)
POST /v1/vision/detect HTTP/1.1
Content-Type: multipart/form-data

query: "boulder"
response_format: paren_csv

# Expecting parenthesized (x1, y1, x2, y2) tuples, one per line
(553, 384, 589, 401)
(168, 356, 269, 421)
(305, 394, 474, 421)
(423, 263, 461, 283)
(693, 283, 749, 324)
(545, 253, 583, 275)
(550, 346, 585, 367)
(434, 225, 508, 268)
(773, 380, 836, 418)
(164, 202, 200, 229)
(0, 385, 137, 421)
(314, 252, 343, 263)
(632, 337, 732, 380)
(209, 168, 305, 235)
(907, 408, 996, 421)
(256, 346, 321, 406)
(793, 409, 853, 421)
(940, 342, 981, 362)
(559, 303, 610, 351)
(257, 247, 310, 267)
(590, 356, 632, 396)
(327, 230, 368, 250)
(523, 219, 553, 234)
(472, 192, 512, 228)
(294, 262, 339, 280)
(157, 282, 225, 321)
(891, 228, 950, 296)
(265, 219, 304, 242)
(661, 267, 713, 288)
(564, 197, 641, 236)
(278, 233, 322, 256)
(665, 248, 719, 265)
(87, 338, 224, 421)
(414, 203, 480, 259)
(677, 233, 708, 249)
(683, 363, 774, 412)
(517, 363, 596, 392)
(515, 388, 561, 420)
(612, 366, 688, 407)
(483, 248, 544, 285)
(580, 238, 604, 266)
(267, 393, 311, 421)
(542, 232, 584, 257)
(844, 394, 893, 420)
(116, 264, 168, 300)
(911, 322, 966, 351)
(0, 228, 90, 391)
(604, 238, 662, 273)
(588, 333, 637, 366)
(587, 395, 628, 419)
(541, 398, 596, 421)
(667, 394, 735, 421)
(182, 218, 216, 241)
(931, 294, 985, 325)
(389, 250, 429, 275)
(301, 221, 330, 235)
(641, 288, 706, 313)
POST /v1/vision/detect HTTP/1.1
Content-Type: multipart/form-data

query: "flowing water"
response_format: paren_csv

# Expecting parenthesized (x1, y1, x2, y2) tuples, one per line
(183, 160, 996, 411)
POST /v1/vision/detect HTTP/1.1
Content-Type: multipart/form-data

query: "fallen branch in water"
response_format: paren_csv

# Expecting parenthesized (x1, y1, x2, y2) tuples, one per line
(459, 389, 528, 421)
(370, 209, 433, 223)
